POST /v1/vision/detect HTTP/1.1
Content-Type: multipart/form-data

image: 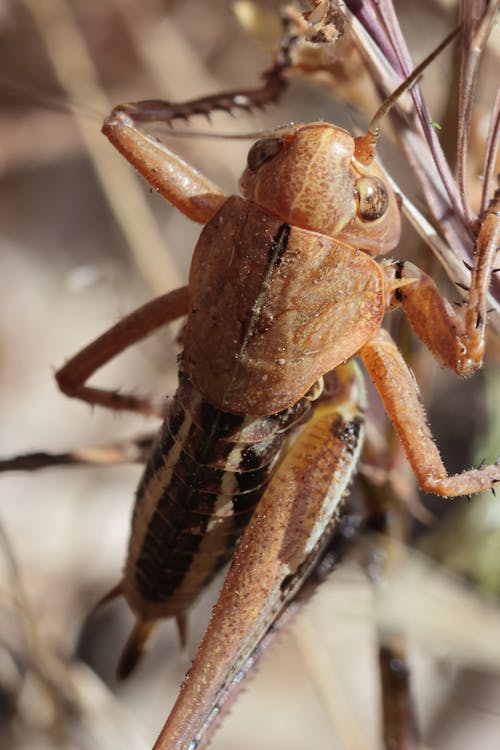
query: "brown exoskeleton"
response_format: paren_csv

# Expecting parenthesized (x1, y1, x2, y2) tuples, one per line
(1, 21, 499, 750)
(41, 29, 499, 749)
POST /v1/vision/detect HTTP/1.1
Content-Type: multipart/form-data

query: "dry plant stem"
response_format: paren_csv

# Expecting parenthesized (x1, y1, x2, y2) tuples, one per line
(347, 0, 500, 308)
(361, 475, 419, 749)
(22, 0, 182, 294)
(293, 615, 371, 750)
(457, 0, 500, 226)
(379, 640, 418, 750)
(56, 286, 189, 416)
(480, 87, 500, 216)
(0, 107, 92, 175)
(345, 5, 473, 279)
(0, 523, 149, 749)
(353, 0, 465, 225)
(0, 521, 74, 728)
(345, 0, 500, 338)
(343, 1, 400, 68)
(393, 118, 473, 260)
(0, 523, 47, 678)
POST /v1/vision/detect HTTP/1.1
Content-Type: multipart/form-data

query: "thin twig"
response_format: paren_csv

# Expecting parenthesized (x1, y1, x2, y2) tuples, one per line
(480, 86, 500, 216)
(457, 0, 499, 226)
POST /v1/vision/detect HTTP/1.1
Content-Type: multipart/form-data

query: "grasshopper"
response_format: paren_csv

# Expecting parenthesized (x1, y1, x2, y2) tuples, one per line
(1, 11, 499, 750)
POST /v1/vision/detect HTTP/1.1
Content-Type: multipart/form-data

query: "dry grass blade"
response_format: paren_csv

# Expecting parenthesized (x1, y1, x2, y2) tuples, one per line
(344, 0, 500, 338)
(346, 0, 465, 228)
(371, 0, 465, 222)
(21, 0, 182, 295)
(376, 544, 500, 672)
(480, 86, 500, 216)
(457, 0, 499, 226)
(293, 614, 371, 750)
(0, 521, 147, 749)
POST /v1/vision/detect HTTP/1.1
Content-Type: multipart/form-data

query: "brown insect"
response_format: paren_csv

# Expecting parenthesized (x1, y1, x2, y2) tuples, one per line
(1, 17, 499, 750)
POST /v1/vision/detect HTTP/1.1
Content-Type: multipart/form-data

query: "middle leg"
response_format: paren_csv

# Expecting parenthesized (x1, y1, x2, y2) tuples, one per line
(381, 185, 499, 378)
(0, 433, 155, 473)
(360, 328, 499, 497)
(56, 285, 189, 417)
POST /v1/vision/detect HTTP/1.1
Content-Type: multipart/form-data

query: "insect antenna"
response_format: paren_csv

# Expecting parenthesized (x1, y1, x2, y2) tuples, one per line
(354, 27, 460, 166)
(0, 76, 103, 122)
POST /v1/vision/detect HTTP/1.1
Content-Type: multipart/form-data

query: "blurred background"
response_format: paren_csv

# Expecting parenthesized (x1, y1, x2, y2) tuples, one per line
(0, 1, 499, 748)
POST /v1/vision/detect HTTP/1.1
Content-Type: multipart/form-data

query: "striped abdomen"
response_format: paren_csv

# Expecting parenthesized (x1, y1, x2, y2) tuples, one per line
(122, 370, 311, 631)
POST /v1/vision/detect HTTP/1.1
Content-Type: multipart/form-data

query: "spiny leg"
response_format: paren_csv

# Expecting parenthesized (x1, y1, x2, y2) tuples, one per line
(0, 433, 156, 473)
(383, 184, 500, 377)
(360, 328, 500, 497)
(56, 285, 189, 416)
(106, 24, 294, 128)
(100, 32, 299, 222)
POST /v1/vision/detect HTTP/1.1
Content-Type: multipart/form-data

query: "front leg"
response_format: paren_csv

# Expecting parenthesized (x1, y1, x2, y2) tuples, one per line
(383, 185, 500, 376)
(102, 110, 227, 224)
(360, 328, 499, 497)
(56, 286, 189, 416)
(101, 34, 296, 225)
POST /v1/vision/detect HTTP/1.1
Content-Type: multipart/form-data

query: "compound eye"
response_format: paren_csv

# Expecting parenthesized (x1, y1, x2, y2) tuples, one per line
(355, 176, 389, 221)
(247, 137, 283, 172)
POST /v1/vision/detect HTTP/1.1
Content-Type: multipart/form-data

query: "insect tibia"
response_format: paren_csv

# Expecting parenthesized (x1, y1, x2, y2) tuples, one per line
(102, 19, 297, 132)
(104, 53, 290, 129)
